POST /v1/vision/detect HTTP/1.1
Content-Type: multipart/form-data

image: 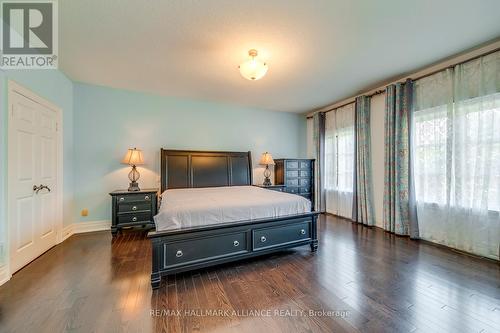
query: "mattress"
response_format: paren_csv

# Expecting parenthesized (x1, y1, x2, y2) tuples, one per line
(154, 186, 311, 231)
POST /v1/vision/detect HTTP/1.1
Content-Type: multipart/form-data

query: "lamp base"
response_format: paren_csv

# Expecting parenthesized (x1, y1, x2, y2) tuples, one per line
(263, 177, 272, 186)
(128, 181, 140, 192)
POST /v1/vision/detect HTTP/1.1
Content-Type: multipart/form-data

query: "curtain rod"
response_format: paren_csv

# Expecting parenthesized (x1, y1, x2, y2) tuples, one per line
(306, 46, 500, 119)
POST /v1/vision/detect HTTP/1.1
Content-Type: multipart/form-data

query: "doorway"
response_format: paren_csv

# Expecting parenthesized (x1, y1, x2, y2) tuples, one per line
(7, 81, 63, 274)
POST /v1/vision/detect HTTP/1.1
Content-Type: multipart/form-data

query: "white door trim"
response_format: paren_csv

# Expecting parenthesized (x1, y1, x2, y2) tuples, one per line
(6, 80, 63, 281)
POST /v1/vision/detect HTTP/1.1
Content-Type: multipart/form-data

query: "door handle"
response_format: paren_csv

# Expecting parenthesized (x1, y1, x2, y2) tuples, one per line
(34, 184, 51, 194)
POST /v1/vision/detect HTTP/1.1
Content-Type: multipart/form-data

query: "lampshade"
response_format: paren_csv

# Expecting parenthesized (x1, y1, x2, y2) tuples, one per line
(259, 152, 275, 166)
(122, 148, 144, 166)
(239, 49, 268, 81)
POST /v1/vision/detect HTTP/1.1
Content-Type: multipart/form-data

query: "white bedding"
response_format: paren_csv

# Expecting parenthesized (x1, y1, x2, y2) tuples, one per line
(154, 186, 311, 231)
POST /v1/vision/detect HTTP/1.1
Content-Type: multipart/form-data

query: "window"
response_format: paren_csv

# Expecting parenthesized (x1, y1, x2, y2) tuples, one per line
(413, 93, 500, 212)
(324, 103, 355, 217)
(325, 110, 354, 192)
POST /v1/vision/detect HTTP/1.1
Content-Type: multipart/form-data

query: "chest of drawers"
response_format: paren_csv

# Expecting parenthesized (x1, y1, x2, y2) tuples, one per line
(274, 159, 315, 208)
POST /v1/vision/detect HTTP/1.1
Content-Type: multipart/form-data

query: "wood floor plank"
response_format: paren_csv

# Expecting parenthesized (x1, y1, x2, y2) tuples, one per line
(0, 215, 498, 333)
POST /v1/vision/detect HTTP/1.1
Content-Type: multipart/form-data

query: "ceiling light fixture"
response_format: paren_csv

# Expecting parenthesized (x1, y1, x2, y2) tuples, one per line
(238, 49, 268, 81)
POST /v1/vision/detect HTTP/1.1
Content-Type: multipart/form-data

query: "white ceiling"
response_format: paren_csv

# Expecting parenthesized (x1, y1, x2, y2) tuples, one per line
(60, 0, 500, 113)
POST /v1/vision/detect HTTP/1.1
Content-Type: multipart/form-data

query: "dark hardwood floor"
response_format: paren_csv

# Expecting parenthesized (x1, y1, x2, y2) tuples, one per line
(0, 215, 499, 333)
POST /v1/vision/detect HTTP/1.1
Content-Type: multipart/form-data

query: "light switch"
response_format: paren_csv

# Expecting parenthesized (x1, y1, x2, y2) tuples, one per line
(81, 209, 88, 217)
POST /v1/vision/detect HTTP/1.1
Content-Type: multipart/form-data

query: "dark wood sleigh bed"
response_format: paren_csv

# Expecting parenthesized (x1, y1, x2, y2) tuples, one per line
(148, 149, 319, 289)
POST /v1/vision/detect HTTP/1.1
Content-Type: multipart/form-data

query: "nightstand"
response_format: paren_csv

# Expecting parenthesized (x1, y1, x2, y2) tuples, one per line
(109, 189, 158, 236)
(255, 184, 286, 192)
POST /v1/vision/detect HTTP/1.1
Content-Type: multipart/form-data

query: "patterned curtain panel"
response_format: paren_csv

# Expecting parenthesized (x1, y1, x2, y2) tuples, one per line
(383, 80, 419, 237)
(312, 112, 326, 212)
(353, 96, 374, 225)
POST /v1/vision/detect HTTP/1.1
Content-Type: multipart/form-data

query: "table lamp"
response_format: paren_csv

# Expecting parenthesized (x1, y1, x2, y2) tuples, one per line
(122, 148, 144, 191)
(259, 152, 275, 186)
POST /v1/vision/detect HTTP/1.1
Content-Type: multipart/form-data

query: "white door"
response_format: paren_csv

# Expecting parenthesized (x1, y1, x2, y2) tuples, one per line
(8, 88, 59, 273)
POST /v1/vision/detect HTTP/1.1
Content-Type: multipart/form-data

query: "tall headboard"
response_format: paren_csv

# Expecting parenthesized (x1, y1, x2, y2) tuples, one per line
(160, 149, 253, 193)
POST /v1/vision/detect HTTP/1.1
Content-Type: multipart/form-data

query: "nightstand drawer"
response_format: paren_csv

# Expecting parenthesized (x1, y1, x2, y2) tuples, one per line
(116, 193, 154, 204)
(118, 202, 151, 214)
(118, 212, 152, 224)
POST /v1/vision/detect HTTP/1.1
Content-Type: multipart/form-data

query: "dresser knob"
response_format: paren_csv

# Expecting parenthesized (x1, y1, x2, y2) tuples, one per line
(233, 240, 239, 247)
(145, 195, 150, 200)
(260, 236, 267, 243)
(176, 250, 183, 257)
(119, 197, 125, 202)
(132, 206, 138, 211)
(132, 217, 138, 222)
(300, 229, 306, 235)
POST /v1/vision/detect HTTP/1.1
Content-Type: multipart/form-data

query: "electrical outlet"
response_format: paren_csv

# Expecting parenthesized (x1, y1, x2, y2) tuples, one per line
(81, 209, 89, 217)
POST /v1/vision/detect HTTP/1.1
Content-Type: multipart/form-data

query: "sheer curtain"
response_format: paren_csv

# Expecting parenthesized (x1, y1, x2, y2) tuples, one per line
(306, 117, 314, 158)
(413, 51, 500, 259)
(325, 103, 355, 218)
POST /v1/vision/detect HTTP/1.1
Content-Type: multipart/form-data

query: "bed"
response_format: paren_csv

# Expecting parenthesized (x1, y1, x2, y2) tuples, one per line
(148, 149, 319, 289)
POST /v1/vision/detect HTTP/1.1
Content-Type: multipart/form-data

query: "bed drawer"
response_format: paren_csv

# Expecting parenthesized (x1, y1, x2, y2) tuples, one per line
(253, 222, 311, 251)
(165, 232, 248, 268)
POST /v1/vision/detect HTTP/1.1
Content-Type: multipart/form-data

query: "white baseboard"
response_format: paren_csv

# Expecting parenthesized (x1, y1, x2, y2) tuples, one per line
(0, 265, 10, 286)
(61, 220, 111, 241)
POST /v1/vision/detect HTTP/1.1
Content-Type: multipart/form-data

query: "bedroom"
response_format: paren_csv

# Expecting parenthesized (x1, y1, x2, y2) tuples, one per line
(0, 1, 499, 332)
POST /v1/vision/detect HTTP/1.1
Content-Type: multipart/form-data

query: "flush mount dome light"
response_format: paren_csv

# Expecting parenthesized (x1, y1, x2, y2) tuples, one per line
(238, 49, 268, 81)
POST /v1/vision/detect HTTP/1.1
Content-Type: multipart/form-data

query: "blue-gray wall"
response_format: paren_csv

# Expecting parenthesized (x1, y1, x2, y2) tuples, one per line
(73, 82, 307, 222)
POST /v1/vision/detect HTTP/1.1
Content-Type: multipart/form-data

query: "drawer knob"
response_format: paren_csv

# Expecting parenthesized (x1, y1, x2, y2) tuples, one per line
(119, 197, 125, 202)
(176, 250, 183, 258)
(233, 240, 239, 247)
(132, 206, 138, 211)
(132, 217, 138, 222)
(145, 195, 150, 200)
(260, 236, 267, 243)
(300, 229, 306, 235)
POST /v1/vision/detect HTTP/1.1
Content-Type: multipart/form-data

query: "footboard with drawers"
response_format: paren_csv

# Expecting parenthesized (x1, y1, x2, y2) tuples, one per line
(148, 212, 319, 289)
